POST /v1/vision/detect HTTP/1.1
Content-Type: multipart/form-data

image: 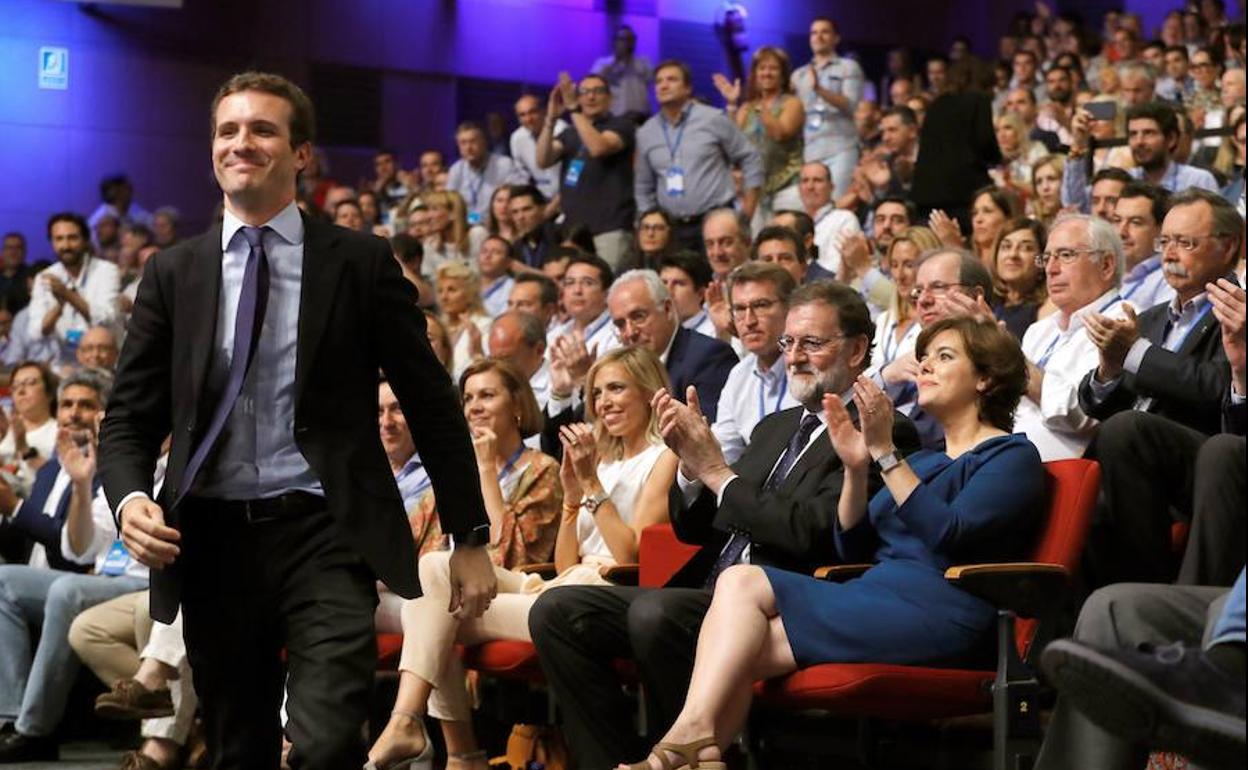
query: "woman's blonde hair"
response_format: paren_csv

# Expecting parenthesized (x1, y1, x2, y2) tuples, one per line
(583, 347, 671, 462)
(994, 111, 1029, 157)
(1213, 105, 1246, 177)
(436, 260, 485, 319)
(458, 358, 545, 439)
(423, 190, 471, 256)
(1029, 154, 1066, 223)
(886, 226, 942, 323)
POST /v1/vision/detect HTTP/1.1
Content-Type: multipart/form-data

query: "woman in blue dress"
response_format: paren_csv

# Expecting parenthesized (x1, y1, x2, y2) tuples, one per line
(620, 317, 1045, 770)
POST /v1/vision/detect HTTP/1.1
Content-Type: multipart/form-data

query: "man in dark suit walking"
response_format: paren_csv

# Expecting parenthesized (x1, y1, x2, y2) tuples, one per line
(98, 72, 497, 770)
(1077, 188, 1243, 586)
(528, 282, 919, 770)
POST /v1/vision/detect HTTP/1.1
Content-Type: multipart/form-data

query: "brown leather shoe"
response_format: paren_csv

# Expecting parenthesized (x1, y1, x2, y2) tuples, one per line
(95, 679, 175, 720)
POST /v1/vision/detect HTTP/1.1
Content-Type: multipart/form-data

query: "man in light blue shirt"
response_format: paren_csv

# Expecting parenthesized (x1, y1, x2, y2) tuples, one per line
(1110, 182, 1176, 311)
(379, 379, 429, 511)
(447, 121, 528, 226)
(790, 17, 864, 200)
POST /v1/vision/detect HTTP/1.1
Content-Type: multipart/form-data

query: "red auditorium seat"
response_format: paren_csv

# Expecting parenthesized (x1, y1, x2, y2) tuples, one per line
(754, 459, 1101, 770)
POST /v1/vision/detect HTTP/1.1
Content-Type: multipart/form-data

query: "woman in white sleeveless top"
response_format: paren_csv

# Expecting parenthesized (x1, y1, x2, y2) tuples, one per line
(366, 347, 678, 770)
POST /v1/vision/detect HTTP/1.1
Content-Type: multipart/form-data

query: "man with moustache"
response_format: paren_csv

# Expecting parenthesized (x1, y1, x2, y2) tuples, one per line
(27, 213, 120, 368)
(528, 281, 919, 770)
(1078, 189, 1243, 586)
(98, 72, 495, 769)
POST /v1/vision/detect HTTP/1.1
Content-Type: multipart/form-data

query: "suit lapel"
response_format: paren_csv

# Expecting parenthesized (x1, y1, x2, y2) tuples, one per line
(295, 217, 346, 407)
(667, 327, 690, 390)
(187, 225, 224, 412)
(1176, 305, 1218, 357)
(780, 401, 854, 489)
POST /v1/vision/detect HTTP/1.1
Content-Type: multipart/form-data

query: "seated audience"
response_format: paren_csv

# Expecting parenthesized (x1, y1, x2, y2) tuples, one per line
(620, 208, 675, 273)
(486, 185, 516, 243)
(1110, 181, 1176, 310)
(436, 261, 492, 382)
(1015, 214, 1133, 461)
(989, 217, 1055, 340)
(0, 370, 149, 763)
(389, 233, 435, 308)
(508, 185, 560, 270)
(0, 362, 58, 486)
(701, 208, 751, 282)
(422, 191, 484, 278)
(366, 348, 676, 770)
(709, 262, 799, 465)
(28, 213, 120, 368)
(75, 326, 120, 373)
(507, 272, 561, 335)
(752, 226, 830, 286)
(931, 185, 1020, 269)
(656, 252, 715, 340)
(488, 311, 551, 415)
(869, 226, 942, 383)
(530, 281, 920, 770)
(477, 235, 517, 319)
(612, 317, 1041, 770)
(1081, 189, 1243, 586)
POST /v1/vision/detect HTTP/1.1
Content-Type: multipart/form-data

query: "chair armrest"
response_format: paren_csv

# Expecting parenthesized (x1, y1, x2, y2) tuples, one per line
(601, 564, 639, 585)
(944, 562, 1070, 618)
(814, 563, 872, 581)
(516, 562, 558, 579)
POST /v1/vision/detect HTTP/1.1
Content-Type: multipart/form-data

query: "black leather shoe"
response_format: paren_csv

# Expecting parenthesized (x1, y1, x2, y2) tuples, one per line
(1042, 639, 1246, 768)
(0, 731, 59, 762)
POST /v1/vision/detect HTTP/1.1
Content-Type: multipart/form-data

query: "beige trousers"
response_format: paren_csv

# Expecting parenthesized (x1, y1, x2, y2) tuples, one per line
(397, 551, 610, 722)
(68, 590, 197, 744)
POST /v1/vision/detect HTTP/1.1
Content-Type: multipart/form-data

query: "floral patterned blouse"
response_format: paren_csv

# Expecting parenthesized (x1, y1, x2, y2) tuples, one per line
(406, 448, 562, 570)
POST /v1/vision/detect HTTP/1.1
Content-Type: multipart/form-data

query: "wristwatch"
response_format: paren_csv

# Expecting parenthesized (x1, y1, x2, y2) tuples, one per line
(873, 447, 904, 474)
(581, 490, 609, 514)
(451, 524, 490, 548)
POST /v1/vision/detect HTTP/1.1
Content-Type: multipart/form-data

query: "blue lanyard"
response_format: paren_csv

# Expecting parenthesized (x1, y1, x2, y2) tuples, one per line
(1037, 294, 1122, 369)
(483, 276, 510, 301)
(660, 104, 691, 164)
(1167, 300, 1214, 353)
(685, 309, 708, 331)
(584, 312, 611, 342)
(755, 368, 787, 423)
(466, 168, 486, 208)
(1122, 261, 1162, 301)
(497, 445, 525, 482)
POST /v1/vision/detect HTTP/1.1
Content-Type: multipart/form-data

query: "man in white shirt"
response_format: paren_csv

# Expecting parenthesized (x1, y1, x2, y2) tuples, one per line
(712, 262, 800, 465)
(510, 94, 565, 205)
(797, 162, 861, 276)
(26, 214, 120, 368)
(1109, 182, 1177, 311)
(1015, 215, 1133, 461)
(489, 311, 551, 415)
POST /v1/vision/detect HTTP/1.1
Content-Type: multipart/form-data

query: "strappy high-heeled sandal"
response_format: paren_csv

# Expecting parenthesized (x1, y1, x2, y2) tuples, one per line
(362, 710, 434, 770)
(624, 736, 726, 770)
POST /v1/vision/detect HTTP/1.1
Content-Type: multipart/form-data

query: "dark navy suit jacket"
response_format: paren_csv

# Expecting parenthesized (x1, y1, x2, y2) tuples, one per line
(2, 458, 94, 573)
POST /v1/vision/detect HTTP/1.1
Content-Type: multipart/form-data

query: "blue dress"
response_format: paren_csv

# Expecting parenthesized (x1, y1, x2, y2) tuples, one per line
(763, 433, 1044, 668)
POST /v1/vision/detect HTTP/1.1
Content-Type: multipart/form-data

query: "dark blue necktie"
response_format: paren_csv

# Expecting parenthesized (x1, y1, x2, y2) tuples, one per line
(704, 412, 822, 589)
(175, 226, 271, 506)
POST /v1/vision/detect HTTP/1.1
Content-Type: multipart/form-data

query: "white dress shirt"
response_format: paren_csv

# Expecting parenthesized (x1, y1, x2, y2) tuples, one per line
(711, 352, 800, 466)
(26, 256, 120, 365)
(1015, 289, 1133, 460)
(510, 121, 567, 202)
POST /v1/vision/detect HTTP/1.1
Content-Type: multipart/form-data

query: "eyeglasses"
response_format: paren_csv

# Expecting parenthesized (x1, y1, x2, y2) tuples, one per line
(1035, 248, 1105, 267)
(730, 298, 781, 319)
(777, 334, 846, 355)
(578, 86, 609, 96)
(1154, 234, 1228, 254)
(908, 281, 967, 301)
(560, 276, 602, 288)
(1191, 61, 1214, 69)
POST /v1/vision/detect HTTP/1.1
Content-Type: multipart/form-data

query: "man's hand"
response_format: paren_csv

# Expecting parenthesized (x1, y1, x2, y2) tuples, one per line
(43, 274, 70, 301)
(1086, 305, 1140, 381)
(56, 427, 95, 484)
(556, 71, 578, 114)
(928, 209, 965, 248)
(705, 279, 733, 339)
(547, 82, 565, 120)
(1208, 278, 1246, 395)
(653, 387, 730, 486)
(938, 290, 997, 324)
(880, 351, 920, 385)
(711, 73, 742, 106)
(554, 331, 596, 386)
(836, 231, 872, 283)
(447, 545, 497, 618)
(119, 497, 181, 568)
(1069, 108, 1092, 153)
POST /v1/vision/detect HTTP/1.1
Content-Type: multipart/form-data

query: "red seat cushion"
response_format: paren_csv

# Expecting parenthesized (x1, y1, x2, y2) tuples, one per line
(459, 641, 546, 682)
(377, 633, 404, 670)
(756, 663, 993, 721)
